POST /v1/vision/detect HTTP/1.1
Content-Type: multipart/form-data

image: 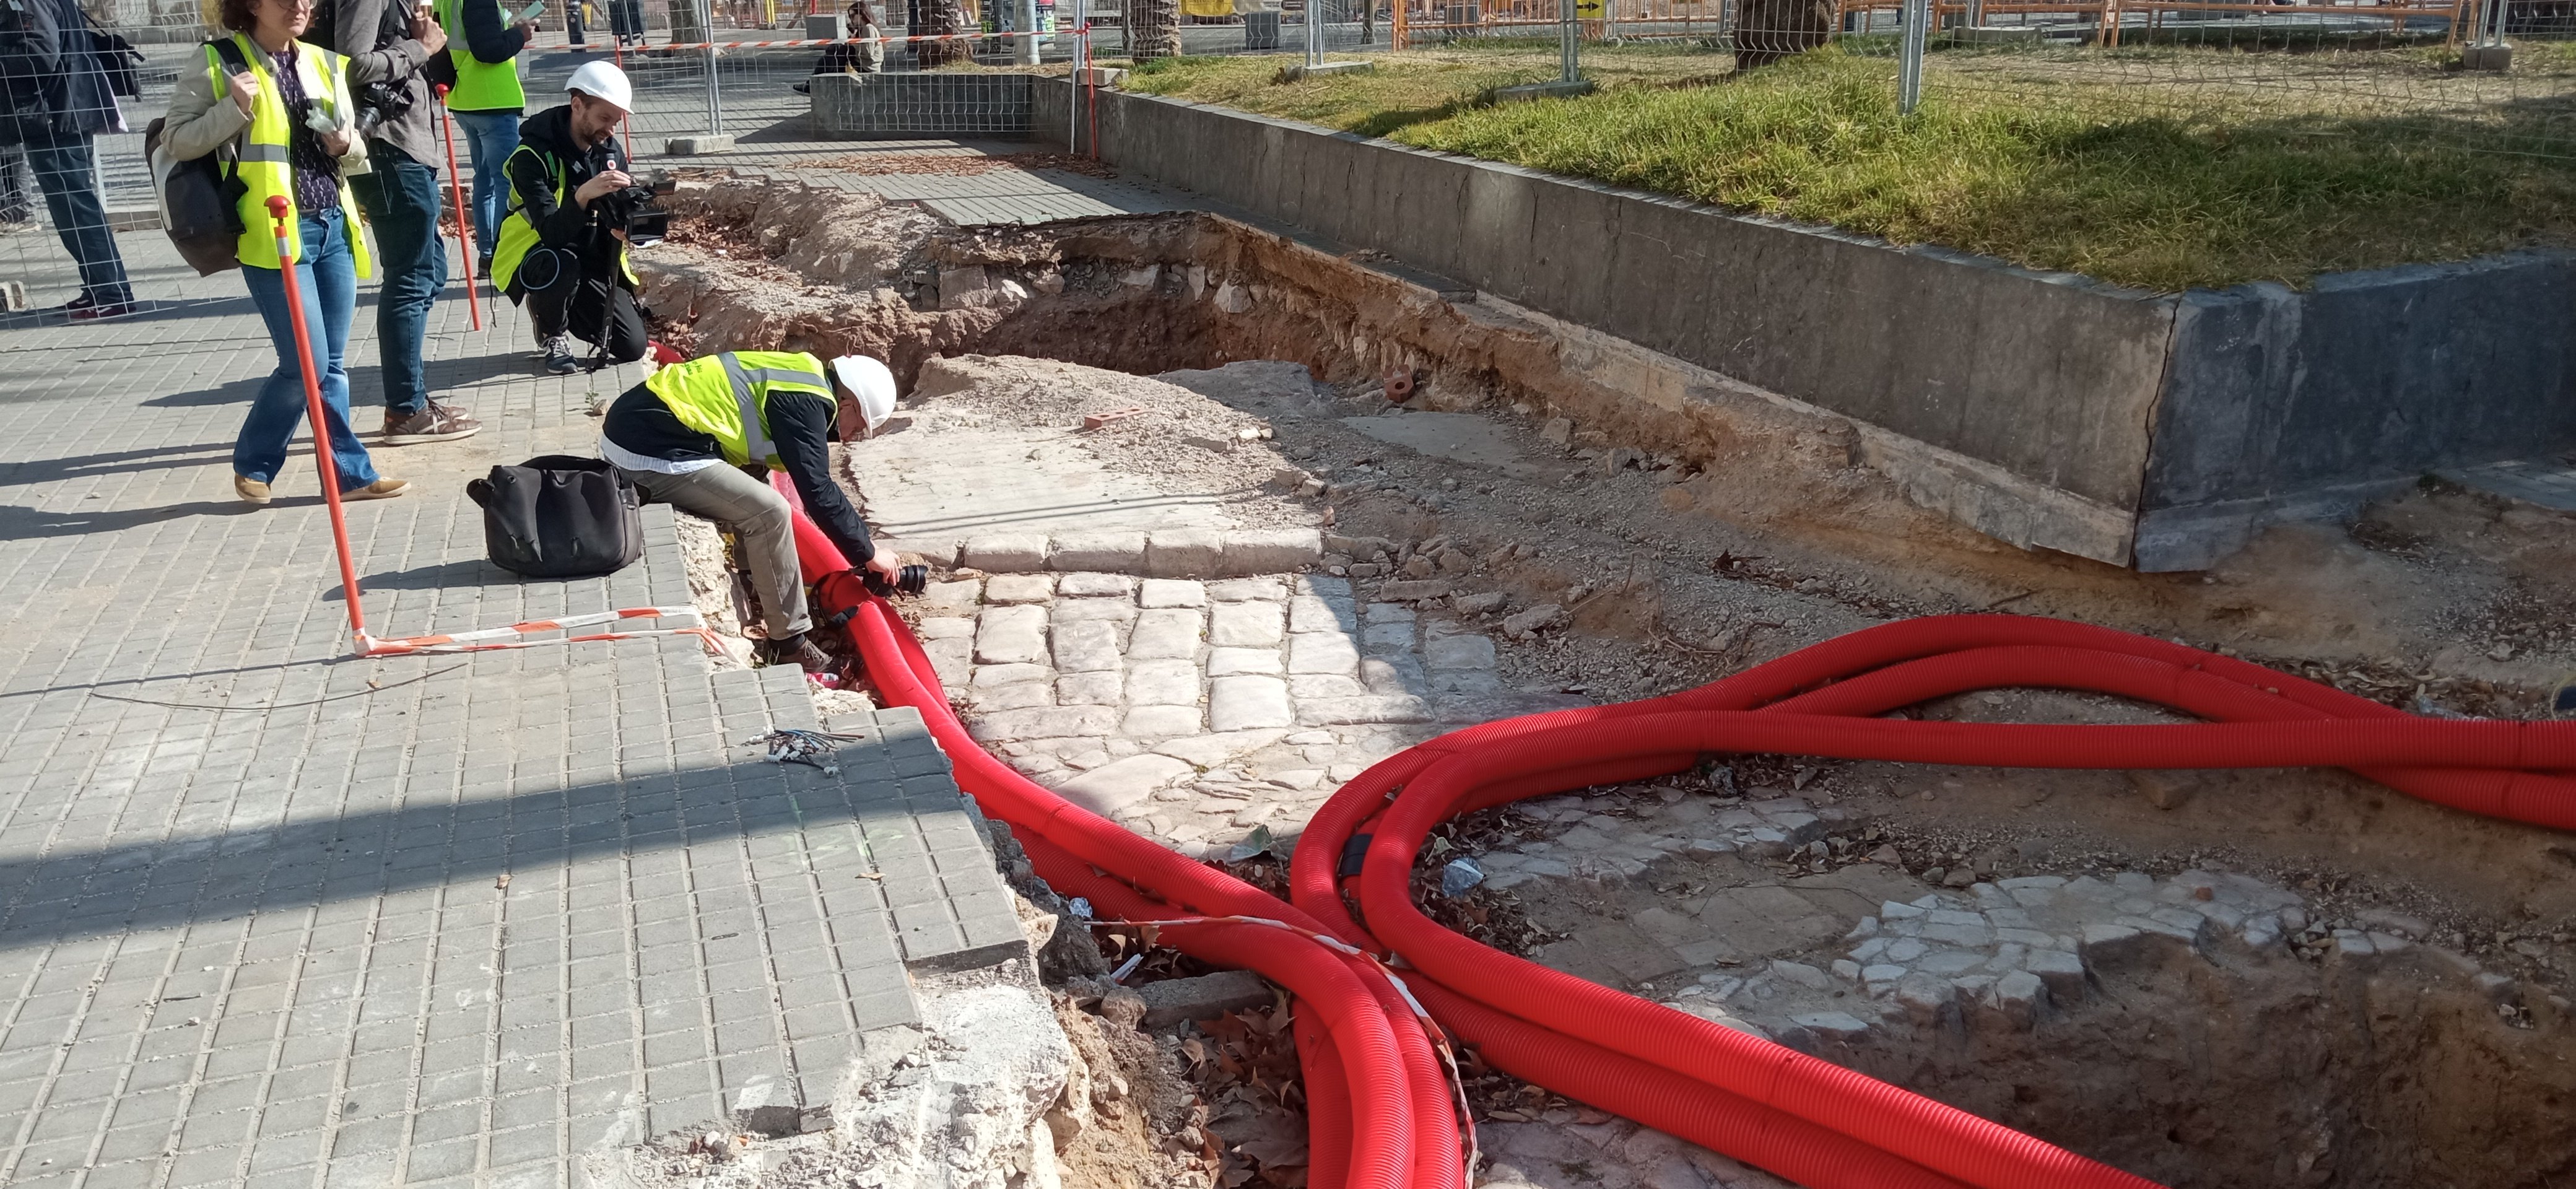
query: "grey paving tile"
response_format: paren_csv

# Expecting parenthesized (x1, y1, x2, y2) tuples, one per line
(0, 214, 1027, 1183)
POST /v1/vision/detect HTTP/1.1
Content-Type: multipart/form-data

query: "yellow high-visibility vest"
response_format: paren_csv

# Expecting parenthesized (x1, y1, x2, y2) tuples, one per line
(643, 351, 836, 469)
(207, 33, 373, 276)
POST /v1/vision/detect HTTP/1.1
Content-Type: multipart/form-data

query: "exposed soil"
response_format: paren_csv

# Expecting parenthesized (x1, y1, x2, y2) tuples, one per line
(638, 177, 2576, 1188)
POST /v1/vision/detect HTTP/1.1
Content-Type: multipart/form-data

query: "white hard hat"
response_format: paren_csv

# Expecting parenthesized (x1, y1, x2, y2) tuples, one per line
(831, 354, 897, 431)
(565, 61, 633, 112)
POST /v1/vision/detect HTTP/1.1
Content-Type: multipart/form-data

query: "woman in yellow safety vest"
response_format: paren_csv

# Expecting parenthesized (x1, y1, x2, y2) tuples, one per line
(161, 0, 408, 505)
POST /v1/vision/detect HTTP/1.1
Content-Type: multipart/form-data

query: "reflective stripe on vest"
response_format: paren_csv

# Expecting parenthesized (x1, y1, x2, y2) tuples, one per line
(209, 34, 373, 278)
(644, 351, 833, 469)
(720, 354, 778, 465)
(434, 0, 527, 112)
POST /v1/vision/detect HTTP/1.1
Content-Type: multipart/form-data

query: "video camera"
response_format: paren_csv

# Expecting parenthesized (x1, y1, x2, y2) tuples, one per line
(585, 142, 675, 248)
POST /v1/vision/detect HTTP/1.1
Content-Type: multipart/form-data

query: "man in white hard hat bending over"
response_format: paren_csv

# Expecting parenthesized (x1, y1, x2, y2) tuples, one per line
(491, 60, 650, 375)
(601, 351, 904, 673)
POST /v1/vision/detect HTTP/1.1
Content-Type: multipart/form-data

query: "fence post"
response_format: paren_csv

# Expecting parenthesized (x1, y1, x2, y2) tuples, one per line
(1897, 0, 1925, 113)
(701, 0, 723, 133)
(1307, 0, 1323, 65)
(1559, 0, 1577, 83)
(1070, 0, 1086, 151)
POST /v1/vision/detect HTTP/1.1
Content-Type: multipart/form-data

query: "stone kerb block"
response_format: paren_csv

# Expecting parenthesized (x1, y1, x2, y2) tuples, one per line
(1049, 530, 1149, 572)
(961, 534, 1051, 573)
(1146, 529, 1227, 578)
(1219, 528, 1323, 575)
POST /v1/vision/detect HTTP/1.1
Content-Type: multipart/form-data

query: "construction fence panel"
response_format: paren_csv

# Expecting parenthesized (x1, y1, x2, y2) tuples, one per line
(1, 27, 201, 318)
(620, 12, 1080, 143)
(1901, 0, 2576, 160)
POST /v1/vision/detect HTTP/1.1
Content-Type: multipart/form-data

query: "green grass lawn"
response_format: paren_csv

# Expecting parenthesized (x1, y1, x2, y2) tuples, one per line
(1118, 44, 2576, 290)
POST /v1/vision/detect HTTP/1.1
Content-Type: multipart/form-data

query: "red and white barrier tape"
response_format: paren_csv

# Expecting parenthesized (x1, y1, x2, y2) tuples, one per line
(639, 28, 1060, 50)
(360, 606, 720, 656)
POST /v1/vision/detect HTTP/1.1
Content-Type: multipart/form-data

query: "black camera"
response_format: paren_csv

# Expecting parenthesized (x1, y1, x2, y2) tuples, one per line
(586, 142, 674, 248)
(863, 564, 929, 598)
(352, 80, 414, 134)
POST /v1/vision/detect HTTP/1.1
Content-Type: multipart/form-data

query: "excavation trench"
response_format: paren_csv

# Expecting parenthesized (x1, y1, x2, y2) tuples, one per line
(640, 178, 2576, 1189)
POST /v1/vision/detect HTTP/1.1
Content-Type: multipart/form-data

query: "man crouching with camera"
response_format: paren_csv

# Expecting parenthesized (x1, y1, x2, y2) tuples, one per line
(489, 61, 656, 375)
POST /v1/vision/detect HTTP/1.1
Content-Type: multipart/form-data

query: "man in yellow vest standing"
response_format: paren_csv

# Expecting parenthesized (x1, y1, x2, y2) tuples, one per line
(432, 0, 533, 273)
(599, 350, 902, 673)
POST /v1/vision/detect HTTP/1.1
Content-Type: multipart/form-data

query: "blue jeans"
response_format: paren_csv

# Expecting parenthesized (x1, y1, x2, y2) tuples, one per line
(237, 207, 380, 492)
(453, 108, 521, 258)
(349, 144, 448, 419)
(23, 131, 133, 306)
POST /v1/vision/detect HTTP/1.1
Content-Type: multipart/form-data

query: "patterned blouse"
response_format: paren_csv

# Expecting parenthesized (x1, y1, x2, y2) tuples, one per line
(263, 41, 342, 214)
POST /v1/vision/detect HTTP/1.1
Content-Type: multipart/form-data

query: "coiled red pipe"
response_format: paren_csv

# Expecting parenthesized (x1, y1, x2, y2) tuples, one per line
(777, 486, 2576, 1189)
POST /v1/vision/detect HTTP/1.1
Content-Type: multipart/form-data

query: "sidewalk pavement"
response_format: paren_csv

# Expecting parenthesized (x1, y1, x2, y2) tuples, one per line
(0, 225, 1024, 1189)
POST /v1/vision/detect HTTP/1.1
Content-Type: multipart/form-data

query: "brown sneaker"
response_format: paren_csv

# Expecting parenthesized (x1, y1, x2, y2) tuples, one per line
(381, 402, 484, 445)
(343, 477, 409, 501)
(234, 474, 272, 505)
(756, 634, 834, 673)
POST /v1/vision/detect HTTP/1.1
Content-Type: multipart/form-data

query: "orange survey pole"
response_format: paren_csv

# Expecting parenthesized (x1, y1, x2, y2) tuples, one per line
(432, 84, 485, 329)
(264, 196, 370, 655)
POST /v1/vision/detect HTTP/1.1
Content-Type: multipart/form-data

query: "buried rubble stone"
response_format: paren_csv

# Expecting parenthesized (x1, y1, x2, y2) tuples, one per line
(1502, 603, 1570, 639)
(1454, 590, 1509, 616)
(1058, 754, 1197, 816)
(1137, 970, 1274, 1027)
(1222, 528, 1325, 575)
(1374, 579, 1453, 603)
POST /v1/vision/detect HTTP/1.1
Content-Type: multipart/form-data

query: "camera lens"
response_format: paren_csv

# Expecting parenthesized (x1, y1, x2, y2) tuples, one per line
(862, 564, 931, 598)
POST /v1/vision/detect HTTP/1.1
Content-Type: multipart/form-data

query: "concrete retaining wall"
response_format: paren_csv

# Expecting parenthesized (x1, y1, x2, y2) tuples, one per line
(1035, 81, 2576, 570)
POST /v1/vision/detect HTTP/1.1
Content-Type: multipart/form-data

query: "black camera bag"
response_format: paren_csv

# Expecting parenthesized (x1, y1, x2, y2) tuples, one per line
(466, 455, 644, 578)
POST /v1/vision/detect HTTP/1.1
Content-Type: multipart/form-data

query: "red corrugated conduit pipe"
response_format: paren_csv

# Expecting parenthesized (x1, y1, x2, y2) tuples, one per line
(778, 486, 2576, 1189)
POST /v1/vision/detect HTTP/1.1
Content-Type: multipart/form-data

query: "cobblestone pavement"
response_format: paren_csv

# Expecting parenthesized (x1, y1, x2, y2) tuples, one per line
(915, 572, 1584, 858)
(0, 232, 1020, 1189)
(1467, 788, 2411, 1056)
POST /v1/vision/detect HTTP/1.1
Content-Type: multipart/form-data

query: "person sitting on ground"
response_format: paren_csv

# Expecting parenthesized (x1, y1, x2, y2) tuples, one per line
(489, 60, 648, 375)
(599, 349, 903, 672)
(793, 0, 881, 93)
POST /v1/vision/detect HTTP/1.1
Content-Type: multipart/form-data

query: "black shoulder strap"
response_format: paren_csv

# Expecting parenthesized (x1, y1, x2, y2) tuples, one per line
(378, 0, 414, 49)
(208, 35, 249, 75)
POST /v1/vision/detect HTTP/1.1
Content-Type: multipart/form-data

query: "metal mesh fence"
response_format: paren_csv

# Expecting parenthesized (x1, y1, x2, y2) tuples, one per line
(12, 0, 2573, 313)
(1904, 6, 2576, 160)
(0, 19, 191, 318)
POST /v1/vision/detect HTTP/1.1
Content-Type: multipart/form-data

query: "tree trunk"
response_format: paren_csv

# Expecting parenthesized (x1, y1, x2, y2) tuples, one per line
(1732, 0, 1833, 68)
(1128, 0, 1180, 59)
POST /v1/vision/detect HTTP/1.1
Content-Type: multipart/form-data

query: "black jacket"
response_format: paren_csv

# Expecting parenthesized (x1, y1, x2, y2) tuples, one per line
(505, 104, 635, 291)
(0, 0, 119, 139)
(457, 0, 521, 64)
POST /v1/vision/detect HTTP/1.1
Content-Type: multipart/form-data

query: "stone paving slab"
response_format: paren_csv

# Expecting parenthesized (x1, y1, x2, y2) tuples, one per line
(0, 229, 1020, 1188)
